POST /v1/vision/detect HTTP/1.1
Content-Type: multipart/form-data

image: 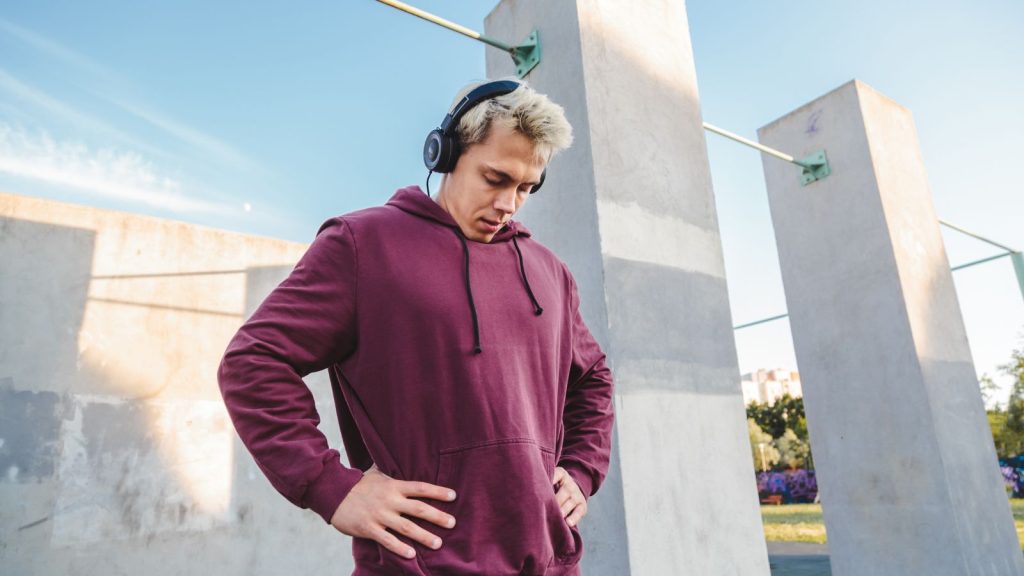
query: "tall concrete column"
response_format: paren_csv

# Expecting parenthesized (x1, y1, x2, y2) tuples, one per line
(485, 2, 770, 574)
(758, 79, 1022, 575)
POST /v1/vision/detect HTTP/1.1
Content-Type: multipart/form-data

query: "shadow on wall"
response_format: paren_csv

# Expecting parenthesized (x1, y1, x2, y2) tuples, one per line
(1, 217, 93, 498)
(0, 213, 351, 574)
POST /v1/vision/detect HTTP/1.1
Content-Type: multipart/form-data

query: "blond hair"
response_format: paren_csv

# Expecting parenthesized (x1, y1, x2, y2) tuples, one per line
(449, 76, 573, 163)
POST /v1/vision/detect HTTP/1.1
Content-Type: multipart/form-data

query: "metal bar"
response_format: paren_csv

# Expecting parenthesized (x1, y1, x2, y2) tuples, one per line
(702, 122, 812, 169)
(733, 313, 789, 331)
(1012, 252, 1024, 304)
(950, 252, 1013, 271)
(734, 249, 1019, 331)
(939, 219, 1017, 253)
(374, 0, 514, 53)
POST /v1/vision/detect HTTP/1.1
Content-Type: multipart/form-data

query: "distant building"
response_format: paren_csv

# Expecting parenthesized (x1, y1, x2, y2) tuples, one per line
(741, 368, 802, 406)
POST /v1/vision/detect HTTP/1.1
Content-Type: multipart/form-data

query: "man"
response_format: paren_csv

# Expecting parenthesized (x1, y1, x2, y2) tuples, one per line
(217, 77, 615, 575)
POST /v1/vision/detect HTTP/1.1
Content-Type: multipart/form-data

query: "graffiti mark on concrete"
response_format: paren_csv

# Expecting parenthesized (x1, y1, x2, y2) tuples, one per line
(0, 378, 63, 482)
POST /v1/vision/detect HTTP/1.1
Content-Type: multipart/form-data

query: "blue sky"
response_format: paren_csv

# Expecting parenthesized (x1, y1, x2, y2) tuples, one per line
(2, 1, 1022, 406)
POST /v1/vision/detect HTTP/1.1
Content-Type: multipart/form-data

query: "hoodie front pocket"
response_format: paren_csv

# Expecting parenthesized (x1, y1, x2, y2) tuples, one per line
(423, 437, 582, 575)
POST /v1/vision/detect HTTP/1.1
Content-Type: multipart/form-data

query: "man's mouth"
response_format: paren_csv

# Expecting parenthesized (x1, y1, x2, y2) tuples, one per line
(481, 218, 504, 232)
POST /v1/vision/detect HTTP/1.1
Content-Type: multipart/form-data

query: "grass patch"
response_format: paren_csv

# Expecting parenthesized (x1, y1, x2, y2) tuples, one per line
(761, 499, 1024, 548)
(1012, 499, 1024, 548)
(761, 503, 826, 544)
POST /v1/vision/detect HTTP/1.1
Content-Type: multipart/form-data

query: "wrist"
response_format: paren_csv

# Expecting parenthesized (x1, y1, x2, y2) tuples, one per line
(304, 457, 365, 524)
(558, 460, 594, 500)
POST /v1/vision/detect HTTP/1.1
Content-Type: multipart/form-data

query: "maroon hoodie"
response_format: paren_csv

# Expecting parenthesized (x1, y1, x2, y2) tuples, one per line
(217, 185, 615, 575)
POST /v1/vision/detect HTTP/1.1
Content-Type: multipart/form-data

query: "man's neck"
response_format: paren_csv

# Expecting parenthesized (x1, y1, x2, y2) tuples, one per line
(431, 187, 450, 214)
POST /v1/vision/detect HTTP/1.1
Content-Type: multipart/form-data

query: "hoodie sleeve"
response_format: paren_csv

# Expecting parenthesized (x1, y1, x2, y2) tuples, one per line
(217, 216, 364, 524)
(557, 270, 615, 501)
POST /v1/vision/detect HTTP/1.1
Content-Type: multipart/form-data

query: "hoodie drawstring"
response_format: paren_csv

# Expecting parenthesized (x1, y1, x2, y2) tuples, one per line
(512, 235, 544, 316)
(452, 228, 483, 354)
(450, 227, 544, 355)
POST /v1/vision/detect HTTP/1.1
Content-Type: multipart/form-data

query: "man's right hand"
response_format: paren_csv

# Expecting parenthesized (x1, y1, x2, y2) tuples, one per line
(330, 463, 457, 559)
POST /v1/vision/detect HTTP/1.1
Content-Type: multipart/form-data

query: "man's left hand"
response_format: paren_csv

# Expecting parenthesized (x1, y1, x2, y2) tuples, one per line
(552, 466, 588, 527)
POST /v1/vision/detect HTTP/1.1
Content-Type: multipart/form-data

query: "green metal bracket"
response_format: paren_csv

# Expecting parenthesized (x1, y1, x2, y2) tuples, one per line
(1012, 252, 1024, 305)
(511, 29, 541, 78)
(797, 150, 831, 186)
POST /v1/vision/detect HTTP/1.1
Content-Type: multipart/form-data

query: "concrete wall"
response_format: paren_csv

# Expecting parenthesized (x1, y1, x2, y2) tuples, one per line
(0, 191, 357, 575)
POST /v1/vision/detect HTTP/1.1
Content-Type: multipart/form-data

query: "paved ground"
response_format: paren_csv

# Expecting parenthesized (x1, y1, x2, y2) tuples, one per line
(767, 542, 831, 576)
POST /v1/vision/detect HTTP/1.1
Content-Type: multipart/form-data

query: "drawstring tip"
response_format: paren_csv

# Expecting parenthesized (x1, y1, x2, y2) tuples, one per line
(534, 306, 544, 316)
(473, 345, 482, 354)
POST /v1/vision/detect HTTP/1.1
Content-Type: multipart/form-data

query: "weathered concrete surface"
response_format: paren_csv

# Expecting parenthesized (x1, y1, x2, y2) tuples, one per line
(758, 80, 1023, 575)
(485, 1, 771, 574)
(0, 191, 356, 574)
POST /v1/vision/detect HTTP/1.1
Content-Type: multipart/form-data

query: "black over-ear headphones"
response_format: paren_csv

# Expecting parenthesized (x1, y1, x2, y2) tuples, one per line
(423, 79, 546, 194)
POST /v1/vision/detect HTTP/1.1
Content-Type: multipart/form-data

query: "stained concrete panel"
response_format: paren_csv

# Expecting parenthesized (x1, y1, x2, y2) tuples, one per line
(0, 192, 356, 575)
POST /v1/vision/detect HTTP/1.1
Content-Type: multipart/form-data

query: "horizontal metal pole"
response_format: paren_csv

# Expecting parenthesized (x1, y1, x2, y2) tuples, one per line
(939, 219, 1018, 253)
(702, 122, 814, 169)
(374, 0, 514, 53)
(950, 251, 1013, 271)
(735, 248, 1017, 330)
(733, 313, 789, 331)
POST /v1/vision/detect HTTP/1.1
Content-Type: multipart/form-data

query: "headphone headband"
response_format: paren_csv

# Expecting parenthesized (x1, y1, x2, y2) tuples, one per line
(439, 80, 521, 135)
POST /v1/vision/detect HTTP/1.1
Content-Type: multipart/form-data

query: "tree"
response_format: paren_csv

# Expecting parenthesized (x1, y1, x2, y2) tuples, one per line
(778, 394, 808, 442)
(989, 411, 1024, 459)
(980, 374, 1002, 411)
(747, 394, 808, 441)
(747, 399, 785, 439)
(748, 418, 780, 473)
(988, 329, 1024, 459)
(774, 428, 811, 470)
(1002, 339, 1024, 436)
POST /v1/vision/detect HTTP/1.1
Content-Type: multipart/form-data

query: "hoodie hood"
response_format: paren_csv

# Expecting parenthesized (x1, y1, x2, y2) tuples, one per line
(385, 184, 532, 242)
(385, 185, 544, 354)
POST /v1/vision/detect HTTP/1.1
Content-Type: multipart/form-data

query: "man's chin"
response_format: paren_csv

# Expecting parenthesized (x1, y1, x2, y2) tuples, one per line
(466, 227, 496, 243)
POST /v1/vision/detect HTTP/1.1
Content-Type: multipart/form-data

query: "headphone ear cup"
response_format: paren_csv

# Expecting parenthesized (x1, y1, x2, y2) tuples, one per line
(438, 135, 460, 173)
(530, 168, 547, 194)
(423, 129, 445, 172)
(424, 131, 460, 174)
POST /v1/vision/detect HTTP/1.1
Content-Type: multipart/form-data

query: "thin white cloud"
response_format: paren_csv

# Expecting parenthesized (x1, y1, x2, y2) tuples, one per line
(0, 122, 240, 216)
(109, 98, 256, 170)
(0, 68, 165, 159)
(0, 17, 261, 173)
(0, 18, 113, 82)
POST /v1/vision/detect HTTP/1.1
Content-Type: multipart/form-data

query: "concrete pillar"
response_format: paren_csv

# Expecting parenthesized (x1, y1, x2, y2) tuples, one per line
(758, 79, 1023, 575)
(485, 2, 771, 574)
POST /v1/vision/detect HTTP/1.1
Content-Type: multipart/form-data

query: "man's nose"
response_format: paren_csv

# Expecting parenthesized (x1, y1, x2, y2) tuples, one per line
(494, 187, 517, 214)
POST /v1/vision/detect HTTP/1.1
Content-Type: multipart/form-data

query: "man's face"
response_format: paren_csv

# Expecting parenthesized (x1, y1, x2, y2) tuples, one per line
(435, 122, 547, 243)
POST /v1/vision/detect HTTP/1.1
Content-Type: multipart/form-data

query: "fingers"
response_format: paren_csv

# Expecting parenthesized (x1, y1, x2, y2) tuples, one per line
(556, 486, 587, 527)
(553, 468, 587, 527)
(395, 497, 457, 530)
(565, 503, 586, 527)
(381, 512, 445, 553)
(556, 484, 577, 515)
(371, 525, 418, 559)
(331, 469, 452, 546)
(399, 479, 458, 504)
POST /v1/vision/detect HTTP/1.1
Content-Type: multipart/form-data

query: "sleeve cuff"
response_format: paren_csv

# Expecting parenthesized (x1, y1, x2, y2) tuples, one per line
(303, 456, 365, 524)
(558, 460, 595, 501)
